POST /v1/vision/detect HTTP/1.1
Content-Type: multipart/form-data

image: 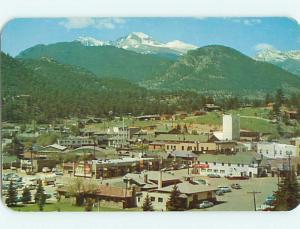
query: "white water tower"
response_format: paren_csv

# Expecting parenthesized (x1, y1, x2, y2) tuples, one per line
(223, 114, 240, 140)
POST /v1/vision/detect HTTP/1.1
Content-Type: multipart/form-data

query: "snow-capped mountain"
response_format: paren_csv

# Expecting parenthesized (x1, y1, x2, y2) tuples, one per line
(75, 32, 197, 56)
(255, 48, 300, 76)
(76, 36, 110, 46)
(256, 48, 300, 62)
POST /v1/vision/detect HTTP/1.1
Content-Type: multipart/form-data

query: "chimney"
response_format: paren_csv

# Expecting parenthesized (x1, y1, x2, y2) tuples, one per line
(158, 170, 163, 188)
(144, 174, 148, 183)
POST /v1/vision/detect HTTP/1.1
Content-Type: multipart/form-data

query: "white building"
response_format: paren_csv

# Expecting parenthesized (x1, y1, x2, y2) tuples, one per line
(257, 142, 297, 159)
(223, 114, 240, 140)
(58, 136, 94, 148)
(213, 114, 240, 141)
(192, 153, 258, 177)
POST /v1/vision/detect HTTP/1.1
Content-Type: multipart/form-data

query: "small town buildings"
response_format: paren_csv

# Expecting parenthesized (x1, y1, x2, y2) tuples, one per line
(192, 153, 259, 177)
(148, 141, 166, 151)
(154, 126, 180, 135)
(204, 104, 221, 111)
(257, 142, 297, 159)
(135, 115, 161, 121)
(58, 184, 136, 209)
(123, 170, 181, 191)
(240, 130, 260, 142)
(136, 182, 217, 211)
(23, 144, 67, 160)
(58, 136, 94, 148)
(290, 137, 300, 157)
(284, 110, 298, 120)
(167, 151, 198, 160)
(84, 157, 161, 179)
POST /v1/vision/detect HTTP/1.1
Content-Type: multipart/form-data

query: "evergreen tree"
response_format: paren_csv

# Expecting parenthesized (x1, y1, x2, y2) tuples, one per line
(5, 180, 17, 207)
(84, 197, 94, 211)
(142, 194, 154, 211)
(22, 186, 32, 204)
(183, 124, 188, 134)
(35, 179, 46, 211)
(166, 184, 184, 211)
(273, 171, 300, 211)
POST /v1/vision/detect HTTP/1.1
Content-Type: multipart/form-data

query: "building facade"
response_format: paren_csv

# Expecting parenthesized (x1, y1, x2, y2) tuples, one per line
(257, 142, 297, 159)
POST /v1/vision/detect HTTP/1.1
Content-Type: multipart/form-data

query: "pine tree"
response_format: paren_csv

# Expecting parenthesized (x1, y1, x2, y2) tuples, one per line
(35, 179, 46, 211)
(22, 187, 32, 204)
(5, 180, 17, 207)
(273, 171, 300, 211)
(142, 194, 154, 211)
(166, 184, 184, 211)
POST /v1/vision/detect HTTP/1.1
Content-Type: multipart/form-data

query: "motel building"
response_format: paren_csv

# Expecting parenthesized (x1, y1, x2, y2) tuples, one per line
(192, 153, 258, 177)
(256, 142, 297, 159)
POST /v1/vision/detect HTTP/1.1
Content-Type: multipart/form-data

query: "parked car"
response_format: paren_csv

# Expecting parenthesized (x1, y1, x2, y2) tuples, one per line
(217, 186, 232, 193)
(54, 171, 64, 176)
(265, 195, 276, 205)
(207, 174, 221, 178)
(42, 167, 51, 173)
(194, 179, 208, 185)
(231, 184, 242, 189)
(198, 201, 214, 209)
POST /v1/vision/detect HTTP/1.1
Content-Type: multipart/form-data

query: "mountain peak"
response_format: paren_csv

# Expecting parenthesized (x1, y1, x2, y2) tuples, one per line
(256, 48, 300, 62)
(75, 36, 107, 46)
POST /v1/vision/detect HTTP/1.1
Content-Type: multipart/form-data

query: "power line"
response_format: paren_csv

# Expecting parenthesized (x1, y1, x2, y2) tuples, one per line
(247, 191, 261, 211)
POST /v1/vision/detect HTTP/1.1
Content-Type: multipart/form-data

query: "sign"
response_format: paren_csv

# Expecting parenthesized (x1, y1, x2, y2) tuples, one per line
(74, 163, 93, 177)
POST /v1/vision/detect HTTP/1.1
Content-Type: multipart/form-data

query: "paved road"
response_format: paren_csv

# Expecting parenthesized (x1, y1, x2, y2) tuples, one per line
(240, 115, 271, 122)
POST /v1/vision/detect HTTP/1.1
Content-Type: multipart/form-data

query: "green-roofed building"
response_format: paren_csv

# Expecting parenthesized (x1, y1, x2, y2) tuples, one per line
(192, 152, 261, 177)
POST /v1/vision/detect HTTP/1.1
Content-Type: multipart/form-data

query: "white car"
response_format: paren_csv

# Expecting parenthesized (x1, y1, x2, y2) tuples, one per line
(217, 186, 232, 193)
(198, 201, 214, 209)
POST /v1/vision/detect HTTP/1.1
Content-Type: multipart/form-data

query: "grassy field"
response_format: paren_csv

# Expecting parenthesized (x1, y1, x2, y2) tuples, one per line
(83, 107, 298, 136)
(10, 199, 140, 212)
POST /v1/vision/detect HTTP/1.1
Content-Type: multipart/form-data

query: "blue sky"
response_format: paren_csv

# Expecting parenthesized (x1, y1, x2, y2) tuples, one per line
(1, 17, 300, 57)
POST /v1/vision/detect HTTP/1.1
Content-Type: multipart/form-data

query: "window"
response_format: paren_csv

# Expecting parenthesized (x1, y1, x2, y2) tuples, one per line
(222, 163, 224, 166)
(158, 198, 163, 203)
(137, 197, 140, 202)
(167, 145, 169, 150)
(228, 163, 231, 166)
(206, 147, 209, 151)
(207, 169, 212, 172)
(237, 163, 240, 167)
(266, 150, 268, 154)
(213, 162, 216, 165)
(241, 164, 244, 167)
(187, 146, 192, 151)
(201, 168, 206, 172)
(194, 147, 196, 151)
(214, 169, 218, 173)
(201, 147, 204, 151)
(205, 161, 208, 164)
(182, 146, 184, 150)
(220, 170, 225, 174)
(150, 197, 155, 202)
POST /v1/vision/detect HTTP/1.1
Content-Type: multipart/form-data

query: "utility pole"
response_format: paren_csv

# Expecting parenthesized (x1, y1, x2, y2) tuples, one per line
(247, 191, 261, 211)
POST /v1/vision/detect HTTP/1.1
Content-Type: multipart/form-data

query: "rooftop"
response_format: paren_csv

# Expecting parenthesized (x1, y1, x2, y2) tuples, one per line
(156, 182, 217, 194)
(155, 134, 208, 143)
(197, 152, 257, 165)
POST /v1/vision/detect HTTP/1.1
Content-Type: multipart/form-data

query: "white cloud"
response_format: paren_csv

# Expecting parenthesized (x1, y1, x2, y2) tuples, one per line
(59, 17, 126, 30)
(254, 43, 275, 51)
(231, 18, 261, 26)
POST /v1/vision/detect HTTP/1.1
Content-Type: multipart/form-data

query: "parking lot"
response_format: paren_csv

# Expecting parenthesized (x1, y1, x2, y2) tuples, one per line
(2, 168, 279, 211)
(192, 176, 278, 211)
